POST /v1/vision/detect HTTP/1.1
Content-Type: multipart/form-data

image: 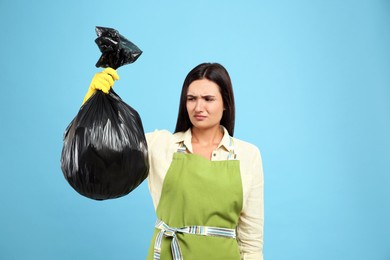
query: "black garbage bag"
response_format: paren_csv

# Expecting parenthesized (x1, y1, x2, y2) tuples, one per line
(60, 26, 148, 200)
(95, 26, 142, 69)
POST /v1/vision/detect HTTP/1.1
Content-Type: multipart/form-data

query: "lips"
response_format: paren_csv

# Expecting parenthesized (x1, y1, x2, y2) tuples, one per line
(194, 115, 206, 120)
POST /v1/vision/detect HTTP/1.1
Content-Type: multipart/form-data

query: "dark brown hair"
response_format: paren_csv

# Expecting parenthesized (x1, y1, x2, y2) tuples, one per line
(174, 62, 235, 136)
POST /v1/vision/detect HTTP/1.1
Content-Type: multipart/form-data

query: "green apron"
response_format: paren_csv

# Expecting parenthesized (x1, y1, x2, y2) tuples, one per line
(146, 140, 243, 260)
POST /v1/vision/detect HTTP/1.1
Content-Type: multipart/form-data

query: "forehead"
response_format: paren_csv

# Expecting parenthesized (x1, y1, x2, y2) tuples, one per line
(187, 79, 220, 95)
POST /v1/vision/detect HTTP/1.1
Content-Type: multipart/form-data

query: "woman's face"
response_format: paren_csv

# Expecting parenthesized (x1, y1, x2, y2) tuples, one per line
(186, 79, 224, 132)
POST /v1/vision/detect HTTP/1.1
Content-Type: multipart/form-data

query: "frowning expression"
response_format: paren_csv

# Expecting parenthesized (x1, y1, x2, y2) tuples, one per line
(186, 79, 224, 131)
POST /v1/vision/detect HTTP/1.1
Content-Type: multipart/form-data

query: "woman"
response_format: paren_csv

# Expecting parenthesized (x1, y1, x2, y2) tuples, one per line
(83, 63, 264, 260)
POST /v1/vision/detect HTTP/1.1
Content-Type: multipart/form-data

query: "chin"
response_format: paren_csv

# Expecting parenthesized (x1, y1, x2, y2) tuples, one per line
(191, 123, 220, 131)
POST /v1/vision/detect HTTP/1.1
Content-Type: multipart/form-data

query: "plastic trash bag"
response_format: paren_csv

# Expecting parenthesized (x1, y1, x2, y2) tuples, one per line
(60, 26, 148, 200)
(95, 26, 142, 69)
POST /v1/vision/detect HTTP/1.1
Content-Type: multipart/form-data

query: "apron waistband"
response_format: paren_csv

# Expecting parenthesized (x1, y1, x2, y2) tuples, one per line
(153, 219, 236, 260)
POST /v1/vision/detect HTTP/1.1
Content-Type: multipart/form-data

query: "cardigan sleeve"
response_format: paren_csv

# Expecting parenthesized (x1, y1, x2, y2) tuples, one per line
(237, 146, 264, 260)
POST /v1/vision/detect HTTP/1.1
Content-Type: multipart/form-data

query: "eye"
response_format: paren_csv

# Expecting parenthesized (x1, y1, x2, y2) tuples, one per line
(187, 96, 196, 101)
(205, 96, 215, 102)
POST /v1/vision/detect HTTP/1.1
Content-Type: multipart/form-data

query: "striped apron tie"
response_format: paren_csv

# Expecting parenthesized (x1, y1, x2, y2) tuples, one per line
(153, 219, 236, 260)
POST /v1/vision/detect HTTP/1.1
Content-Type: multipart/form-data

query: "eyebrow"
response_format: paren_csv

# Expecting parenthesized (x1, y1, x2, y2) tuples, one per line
(186, 94, 216, 98)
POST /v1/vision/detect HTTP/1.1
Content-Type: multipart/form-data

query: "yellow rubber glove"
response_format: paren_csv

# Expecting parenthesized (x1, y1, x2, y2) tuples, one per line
(82, 68, 120, 105)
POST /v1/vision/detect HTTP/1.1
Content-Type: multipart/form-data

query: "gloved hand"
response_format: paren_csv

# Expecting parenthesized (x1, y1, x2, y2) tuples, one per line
(82, 68, 120, 105)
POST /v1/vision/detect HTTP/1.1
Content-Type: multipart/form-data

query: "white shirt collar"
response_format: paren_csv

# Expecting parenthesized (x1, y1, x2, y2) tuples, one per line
(173, 126, 232, 153)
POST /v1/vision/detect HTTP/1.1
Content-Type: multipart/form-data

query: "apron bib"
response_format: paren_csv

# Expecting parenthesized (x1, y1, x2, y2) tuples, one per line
(146, 141, 243, 260)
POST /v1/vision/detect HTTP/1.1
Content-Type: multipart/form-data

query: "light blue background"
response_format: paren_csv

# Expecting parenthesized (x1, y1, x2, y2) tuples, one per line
(0, 0, 389, 259)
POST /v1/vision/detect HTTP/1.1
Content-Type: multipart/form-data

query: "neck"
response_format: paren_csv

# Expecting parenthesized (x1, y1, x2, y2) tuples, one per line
(191, 125, 223, 147)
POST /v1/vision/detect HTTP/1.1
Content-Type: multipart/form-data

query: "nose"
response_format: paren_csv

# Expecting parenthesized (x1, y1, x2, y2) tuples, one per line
(194, 99, 204, 112)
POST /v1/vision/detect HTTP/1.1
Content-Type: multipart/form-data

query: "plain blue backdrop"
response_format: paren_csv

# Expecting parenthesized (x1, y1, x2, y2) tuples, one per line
(0, 0, 389, 259)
